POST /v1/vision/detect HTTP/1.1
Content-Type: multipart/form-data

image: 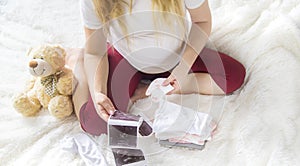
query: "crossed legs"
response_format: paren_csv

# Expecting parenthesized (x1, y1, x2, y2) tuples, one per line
(66, 47, 245, 136)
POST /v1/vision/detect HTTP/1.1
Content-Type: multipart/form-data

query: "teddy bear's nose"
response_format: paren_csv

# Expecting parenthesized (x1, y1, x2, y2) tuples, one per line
(29, 61, 38, 68)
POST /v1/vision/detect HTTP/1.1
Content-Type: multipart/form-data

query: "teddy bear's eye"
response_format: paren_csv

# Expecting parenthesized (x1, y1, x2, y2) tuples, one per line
(33, 57, 36, 59)
(40, 57, 44, 60)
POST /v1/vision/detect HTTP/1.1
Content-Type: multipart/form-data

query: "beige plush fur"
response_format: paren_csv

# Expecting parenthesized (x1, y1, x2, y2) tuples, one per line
(12, 45, 74, 119)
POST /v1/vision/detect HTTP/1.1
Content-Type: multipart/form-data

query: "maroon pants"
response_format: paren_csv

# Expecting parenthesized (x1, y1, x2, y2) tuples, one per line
(79, 46, 246, 136)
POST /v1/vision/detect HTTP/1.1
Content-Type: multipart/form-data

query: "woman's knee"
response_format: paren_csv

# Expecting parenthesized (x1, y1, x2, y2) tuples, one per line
(79, 98, 107, 136)
(224, 61, 246, 94)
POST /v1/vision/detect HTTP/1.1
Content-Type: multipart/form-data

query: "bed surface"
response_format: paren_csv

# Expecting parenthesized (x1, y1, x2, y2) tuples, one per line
(1, 0, 300, 165)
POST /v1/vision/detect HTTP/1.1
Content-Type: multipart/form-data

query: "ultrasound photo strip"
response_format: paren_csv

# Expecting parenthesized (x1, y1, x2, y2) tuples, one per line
(108, 118, 141, 149)
(112, 148, 146, 166)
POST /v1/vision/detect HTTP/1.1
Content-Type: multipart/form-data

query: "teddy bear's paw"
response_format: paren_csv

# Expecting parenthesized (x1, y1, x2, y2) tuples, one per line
(56, 68, 74, 96)
(12, 93, 41, 116)
(48, 95, 73, 119)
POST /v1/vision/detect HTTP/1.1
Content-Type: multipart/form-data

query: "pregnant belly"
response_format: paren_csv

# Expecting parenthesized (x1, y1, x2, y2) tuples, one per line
(122, 46, 182, 73)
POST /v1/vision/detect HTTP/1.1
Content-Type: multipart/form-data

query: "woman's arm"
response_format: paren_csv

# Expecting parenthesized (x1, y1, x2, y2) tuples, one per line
(84, 27, 115, 120)
(163, 0, 212, 89)
(84, 27, 108, 93)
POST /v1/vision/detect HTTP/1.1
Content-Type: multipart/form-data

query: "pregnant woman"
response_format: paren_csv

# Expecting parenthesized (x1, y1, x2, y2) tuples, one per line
(71, 0, 246, 135)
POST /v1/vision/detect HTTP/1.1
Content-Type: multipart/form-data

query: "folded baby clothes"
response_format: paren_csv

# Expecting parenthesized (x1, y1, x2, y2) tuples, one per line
(167, 120, 217, 145)
(159, 139, 206, 150)
(153, 100, 216, 145)
(146, 78, 217, 149)
(158, 120, 217, 150)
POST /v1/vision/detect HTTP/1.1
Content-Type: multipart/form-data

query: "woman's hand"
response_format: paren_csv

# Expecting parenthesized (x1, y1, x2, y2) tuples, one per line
(162, 64, 190, 95)
(94, 92, 115, 122)
(162, 74, 182, 95)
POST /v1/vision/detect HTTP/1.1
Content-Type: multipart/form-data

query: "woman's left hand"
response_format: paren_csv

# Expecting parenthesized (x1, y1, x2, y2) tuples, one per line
(162, 74, 182, 95)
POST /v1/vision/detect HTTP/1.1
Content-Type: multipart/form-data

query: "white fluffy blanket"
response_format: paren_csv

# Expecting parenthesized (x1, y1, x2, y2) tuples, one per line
(1, 0, 300, 165)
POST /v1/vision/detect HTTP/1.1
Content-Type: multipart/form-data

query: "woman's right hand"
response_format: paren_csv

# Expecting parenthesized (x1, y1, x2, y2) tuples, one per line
(94, 92, 115, 122)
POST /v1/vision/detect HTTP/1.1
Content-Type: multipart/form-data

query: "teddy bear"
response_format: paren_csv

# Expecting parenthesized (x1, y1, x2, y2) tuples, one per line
(12, 44, 74, 119)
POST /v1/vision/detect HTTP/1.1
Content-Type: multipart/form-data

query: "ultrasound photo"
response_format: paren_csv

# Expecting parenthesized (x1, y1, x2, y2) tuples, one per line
(109, 124, 138, 148)
(112, 148, 146, 166)
(108, 110, 153, 148)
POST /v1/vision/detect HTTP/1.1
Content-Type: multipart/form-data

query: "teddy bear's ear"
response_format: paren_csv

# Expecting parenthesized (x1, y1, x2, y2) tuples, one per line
(25, 47, 33, 57)
(53, 45, 66, 58)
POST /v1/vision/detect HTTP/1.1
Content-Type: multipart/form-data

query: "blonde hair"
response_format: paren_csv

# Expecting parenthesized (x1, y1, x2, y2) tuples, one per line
(92, 0, 186, 38)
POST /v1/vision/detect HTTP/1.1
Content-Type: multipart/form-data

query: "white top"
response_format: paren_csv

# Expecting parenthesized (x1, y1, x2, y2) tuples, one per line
(80, 0, 205, 73)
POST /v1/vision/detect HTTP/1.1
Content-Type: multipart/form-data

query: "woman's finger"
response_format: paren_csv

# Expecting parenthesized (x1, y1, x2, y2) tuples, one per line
(98, 107, 110, 122)
(94, 104, 110, 122)
(162, 75, 175, 86)
(166, 81, 180, 95)
(162, 78, 170, 86)
(95, 93, 115, 115)
(100, 97, 115, 115)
